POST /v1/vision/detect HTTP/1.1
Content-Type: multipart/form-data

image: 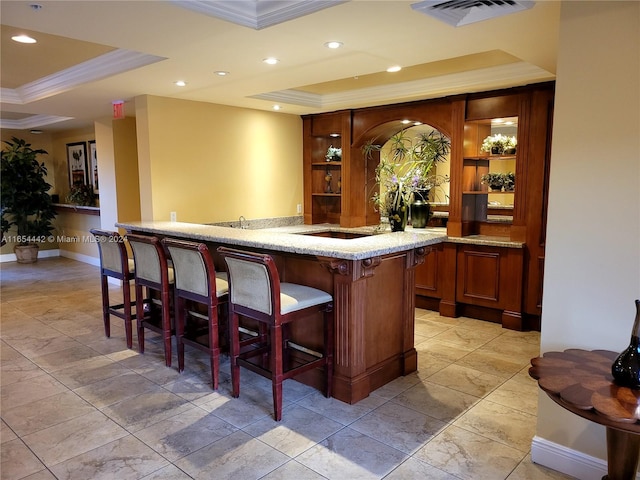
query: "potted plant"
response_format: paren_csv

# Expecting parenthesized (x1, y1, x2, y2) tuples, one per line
(503, 172, 516, 191)
(480, 172, 505, 192)
(364, 129, 451, 231)
(1, 137, 57, 263)
(480, 134, 517, 155)
(67, 184, 96, 206)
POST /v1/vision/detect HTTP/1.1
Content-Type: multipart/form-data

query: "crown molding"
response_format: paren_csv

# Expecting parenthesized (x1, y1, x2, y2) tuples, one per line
(0, 114, 74, 129)
(3, 49, 166, 105)
(252, 62, 554, 110)
(171, 0, 347, 29)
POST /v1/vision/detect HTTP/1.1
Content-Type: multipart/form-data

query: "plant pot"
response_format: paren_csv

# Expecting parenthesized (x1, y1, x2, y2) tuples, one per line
(489, 184, 503, 192)
(15, 244, 39, 264)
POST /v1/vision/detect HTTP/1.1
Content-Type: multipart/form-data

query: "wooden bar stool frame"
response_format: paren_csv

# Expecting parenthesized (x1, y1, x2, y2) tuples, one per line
(127, 233, 174, 367)
(90, 229, 136, 348)
(162, 238, 228, 390)
(217, 246, 334, 421)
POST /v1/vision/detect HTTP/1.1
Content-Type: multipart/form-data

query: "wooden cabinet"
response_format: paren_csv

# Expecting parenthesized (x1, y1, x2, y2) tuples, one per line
(303, 111, 352, 225)
(303, 82, 554, 329)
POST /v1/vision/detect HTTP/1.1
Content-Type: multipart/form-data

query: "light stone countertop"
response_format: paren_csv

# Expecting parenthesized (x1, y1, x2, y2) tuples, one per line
(116, 221, 523, 261)
(116, 221, 448, 260)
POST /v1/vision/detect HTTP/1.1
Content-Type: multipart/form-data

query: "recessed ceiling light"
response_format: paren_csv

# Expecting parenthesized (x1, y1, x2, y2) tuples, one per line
(401, 119, 411, 124)
(413, 122, 422, 126)
(263, 57, 279, 65)
(175, 80, 186, 87)
(273, 105, 281, 110)
(386, 65, 402, 73)
(11, 34, 36, 44)
(214, 71, 229, 76)
(30, 129, 43, 134)
(329, 133, 340, 137)
(324, 41, 343, 49)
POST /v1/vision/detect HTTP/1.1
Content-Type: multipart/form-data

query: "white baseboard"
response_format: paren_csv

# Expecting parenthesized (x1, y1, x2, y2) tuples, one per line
(59, 249, 100, 267)
(1, 249, 100, 268)
(531, 435, 640, 479)
(1, 248, 60, 263)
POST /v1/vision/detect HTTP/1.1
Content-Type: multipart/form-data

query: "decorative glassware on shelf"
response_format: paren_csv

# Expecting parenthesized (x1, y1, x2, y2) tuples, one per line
(611, 299, 640, 389)
(324, 169, 333, 193)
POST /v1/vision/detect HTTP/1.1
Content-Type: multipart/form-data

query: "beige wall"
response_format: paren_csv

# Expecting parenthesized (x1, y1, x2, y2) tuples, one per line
(135, 95, 303, 223)
(536, 0, 639, 473)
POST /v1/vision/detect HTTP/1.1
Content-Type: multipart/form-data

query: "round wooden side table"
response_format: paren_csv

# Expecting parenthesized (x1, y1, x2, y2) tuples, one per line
(529, 349, 640, 480)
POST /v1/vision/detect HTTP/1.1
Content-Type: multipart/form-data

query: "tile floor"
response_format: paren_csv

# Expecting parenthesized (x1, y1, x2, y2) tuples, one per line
(0, 257, 575, 480)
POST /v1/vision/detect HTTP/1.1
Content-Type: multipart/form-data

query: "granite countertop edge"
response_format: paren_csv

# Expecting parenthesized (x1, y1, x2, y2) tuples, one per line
(116, 221, 522, 260)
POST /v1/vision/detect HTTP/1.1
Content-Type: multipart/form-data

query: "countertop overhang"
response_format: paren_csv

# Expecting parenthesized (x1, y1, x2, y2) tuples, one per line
(116, 221, 448, 260)
(116, 221, 523, 260)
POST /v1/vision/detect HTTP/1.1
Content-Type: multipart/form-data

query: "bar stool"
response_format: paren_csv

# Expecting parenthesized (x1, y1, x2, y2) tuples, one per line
(90, 229, 135, 348)
(162, 238, 229, 389)
(126, 233, 175, 367)
(217, 246, 334, 421)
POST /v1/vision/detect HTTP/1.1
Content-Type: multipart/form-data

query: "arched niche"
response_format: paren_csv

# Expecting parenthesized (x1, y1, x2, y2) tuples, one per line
(353, 120, 452, 227)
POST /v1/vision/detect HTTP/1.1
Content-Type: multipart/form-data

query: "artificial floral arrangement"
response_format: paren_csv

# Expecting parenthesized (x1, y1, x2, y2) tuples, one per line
(325, 145, 342, 161)
(481, 172, 515, 191)
(480, 134, 517, 155)
(66, 184, 97, 206)
(364, 129, 451, 230)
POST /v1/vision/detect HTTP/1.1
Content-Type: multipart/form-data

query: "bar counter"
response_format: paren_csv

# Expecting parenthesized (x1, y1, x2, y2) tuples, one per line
(117, 220, 447, 404)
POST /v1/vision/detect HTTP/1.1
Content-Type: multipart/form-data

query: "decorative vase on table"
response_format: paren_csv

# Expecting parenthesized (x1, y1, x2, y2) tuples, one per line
(611, 299, 640, 388)
(388, 197, 408, 232)
(411, 190, 432, 229)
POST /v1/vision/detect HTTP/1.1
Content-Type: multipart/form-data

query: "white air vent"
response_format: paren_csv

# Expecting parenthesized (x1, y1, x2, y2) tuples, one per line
(411, 0, 535, 27)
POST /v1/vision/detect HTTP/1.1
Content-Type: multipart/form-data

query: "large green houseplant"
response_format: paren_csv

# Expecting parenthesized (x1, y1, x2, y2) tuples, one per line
(1, 137, 57, 263)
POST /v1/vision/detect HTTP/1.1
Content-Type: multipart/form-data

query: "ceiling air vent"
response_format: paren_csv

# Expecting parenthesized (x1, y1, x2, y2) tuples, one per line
(411, 0, 535, 27)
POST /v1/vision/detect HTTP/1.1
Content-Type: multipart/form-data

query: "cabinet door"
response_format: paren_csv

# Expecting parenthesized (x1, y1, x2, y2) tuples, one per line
(415, 244, 442, 298)
(455, 244, 523, 324)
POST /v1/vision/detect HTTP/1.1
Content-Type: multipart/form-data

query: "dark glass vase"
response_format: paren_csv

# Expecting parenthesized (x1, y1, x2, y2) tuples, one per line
(388, 203, 408, 232)
(611, 299, 640, 388)
(411, 191, 432, 229)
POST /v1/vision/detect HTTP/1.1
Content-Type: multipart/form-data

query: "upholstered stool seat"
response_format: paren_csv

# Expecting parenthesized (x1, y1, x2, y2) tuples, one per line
(90, 229, 136, 348)
(217, 246, 334, 421)
(162, 238, 229, 389)
(126, 233, 175, 367)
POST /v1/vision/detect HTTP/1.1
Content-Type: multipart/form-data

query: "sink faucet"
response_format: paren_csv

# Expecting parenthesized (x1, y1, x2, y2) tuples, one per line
(239, 215, 247, 229)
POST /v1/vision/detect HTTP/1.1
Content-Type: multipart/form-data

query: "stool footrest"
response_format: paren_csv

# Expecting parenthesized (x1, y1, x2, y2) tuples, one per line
(286, 340, 322, 359)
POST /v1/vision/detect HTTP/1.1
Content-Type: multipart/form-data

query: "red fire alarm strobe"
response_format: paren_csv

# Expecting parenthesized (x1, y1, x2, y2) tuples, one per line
(112, 100, 125, 120)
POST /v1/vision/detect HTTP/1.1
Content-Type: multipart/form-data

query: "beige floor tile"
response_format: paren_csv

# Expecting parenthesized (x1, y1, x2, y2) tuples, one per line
(22, 410, 128, 466)
(50, 435, 169, 480)
(384, 457, 459, 479)
(427, 363, 505, 397)
(73, 371, 161, 409)
(296, 390, 387, 426)
(1, 420, 17, 444)
(1, 355, 46, 387)
(2, 390, 96, 437)
(139, 464, 194, 479)
(260, 460, 328, 480)
(485, 374, 540, 414)
(432, 326, 501, 349)
(100, 390, 194, 432)
(50, 355, 129, 389)
(456, 349, 528, 378)
(0, 438, 46, 480)
(350, 402, 447, 454)
(133, 407, 237, 461)
(0, 374, 68, 411)
(174, 430, 289, 479)
(453, 399, 537, 453)
(29, 343, 103, 372)
(243, 404, 343, 457)
(414, 425, 525, 479)
(295, 427, 408, 479)
(392, 381, 480, 423)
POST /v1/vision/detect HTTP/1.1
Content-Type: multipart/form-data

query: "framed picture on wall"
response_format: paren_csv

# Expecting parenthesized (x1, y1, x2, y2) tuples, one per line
(66, 142, 88, 188)
(88, 140, 98, 194)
